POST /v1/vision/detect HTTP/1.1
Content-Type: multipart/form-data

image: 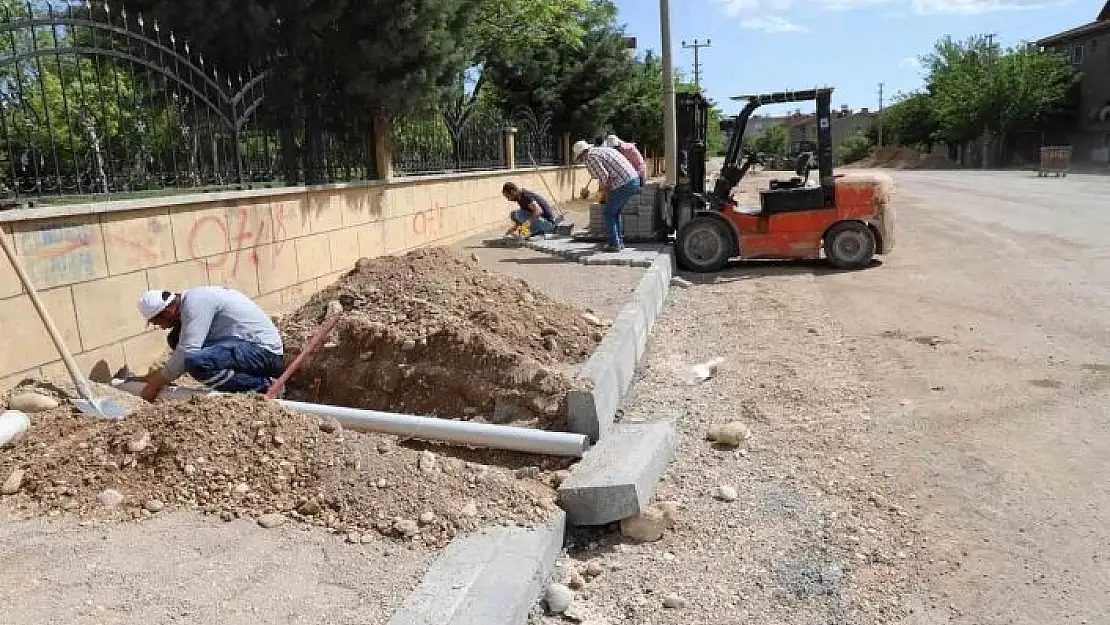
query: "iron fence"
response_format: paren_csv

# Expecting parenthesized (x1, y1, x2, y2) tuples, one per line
(511, 106, 560, 167)
(391, 103, 512, 175)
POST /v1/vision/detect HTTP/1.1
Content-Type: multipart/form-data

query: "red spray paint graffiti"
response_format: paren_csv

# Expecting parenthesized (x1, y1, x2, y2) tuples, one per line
(187, 205, 288, 275)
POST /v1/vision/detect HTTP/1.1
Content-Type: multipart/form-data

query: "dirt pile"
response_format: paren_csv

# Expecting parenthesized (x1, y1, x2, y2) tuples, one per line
(846, 146, 955, 170)
(0, 392, 560, 547)
(279, 247, 605, 428)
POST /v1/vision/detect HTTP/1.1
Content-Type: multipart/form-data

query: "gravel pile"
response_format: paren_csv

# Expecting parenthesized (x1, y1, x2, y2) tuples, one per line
(279, 247, 607, 428)
(0, 392, 560, 548)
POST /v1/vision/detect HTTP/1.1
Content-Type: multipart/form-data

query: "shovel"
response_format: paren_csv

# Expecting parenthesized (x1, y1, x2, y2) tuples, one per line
(0, 229, 127, 419)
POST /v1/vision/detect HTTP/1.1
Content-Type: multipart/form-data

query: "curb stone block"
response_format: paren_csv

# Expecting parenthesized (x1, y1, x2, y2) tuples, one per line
(557, 423, 677, 526)
(386, 512, 565, 625)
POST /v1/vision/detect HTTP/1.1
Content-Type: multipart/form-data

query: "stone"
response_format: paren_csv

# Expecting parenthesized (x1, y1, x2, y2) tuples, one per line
(567, 570, 586, 590)
(670, 276, 693, 289)
(326, 300, 344, 317)
(143, 499, 165, 513)
(2, 469, 25, 495)
(418, 450, 437, 473)
(97, 489, 124, 508)
(257, 513, 287, 529)
(402, 339, 417, 352)
(461, 500, 478, 517)
(126, 430, 151, 453)
(662, 593, 686, 609)
(544, 583, 574, 614)
(319, 419, 342, 434)
(515, 466, 541, 480)
(233, 483, 250, 495)
(7, 392, 59, 413)
(707, 421, 751, 447)
(183, 464, 197, 476)
(585, 561, 604, 578)
(690, 357, 725, 383)
(297, 499, 322, 516)
(714, 485, 739, 502)
(419, 511, 437, 524)
(657, 500, 681, 526)
(394, 519, 419, 537)
(581, 312, 605, 327)
(620, 507, 667, 542)
(543, 336, 558, 351)
(551, 470, 572, 487)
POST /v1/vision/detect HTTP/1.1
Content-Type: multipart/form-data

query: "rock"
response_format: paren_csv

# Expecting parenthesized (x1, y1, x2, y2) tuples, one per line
(585, 561, 604, 578)
(581, 312, 605, 327)
(326, 300, 344, 317)
(544, 583, 574, 614)
(551, 470, 572, 487)
(567, 570, 586, 590)
(257, 513, 287, 529)
(461, 500, 478, 517)
(97, 489, 124, 508)
(689, 357, 725, 383)
(7, 392, 59, 413)
(620, 507, 667, 542)
(297, 499, 322, 516)
(401, 339, 417, 352)
(319, 419, 342, 434)
(670, 276, 693, 289)
(418, 450, 437, 473)
(419, 511, 436, 524)
(662, 593, 686, 609)
(394, 519, 419, 537)
(657, 500, 681, 526)
(126, 430, 151, 453)
(143, 499, 165, 513)
(714, 485, 739, 502)
(543, 336, 558, 351)
(233, 483, 250, 495)
(707, 421, 751, 447)
(515, 466, 541, 479)
(2, 469, 25, 495)
(183, 464, 197, 476)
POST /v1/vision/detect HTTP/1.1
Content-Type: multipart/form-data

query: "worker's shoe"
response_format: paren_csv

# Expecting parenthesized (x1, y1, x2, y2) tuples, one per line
(599, 243, 624, 253)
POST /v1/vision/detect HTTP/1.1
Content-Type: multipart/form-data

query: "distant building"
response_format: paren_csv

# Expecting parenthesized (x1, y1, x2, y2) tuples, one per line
(786, 105, 878, 161)
(1036, 0, 1110, 165)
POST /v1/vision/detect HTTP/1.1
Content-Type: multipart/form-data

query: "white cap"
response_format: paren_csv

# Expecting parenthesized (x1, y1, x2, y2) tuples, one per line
(572, 140, 591, 159)
(604, 134, 620, 148)
(138, 289, 176, 321)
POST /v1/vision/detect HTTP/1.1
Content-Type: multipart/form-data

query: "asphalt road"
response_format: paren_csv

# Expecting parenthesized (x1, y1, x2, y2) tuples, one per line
(817, 170, 1110, 624)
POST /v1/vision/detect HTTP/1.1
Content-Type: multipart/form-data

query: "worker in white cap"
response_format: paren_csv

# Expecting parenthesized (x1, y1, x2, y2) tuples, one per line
(604, 134, 647, 186)
(572, 139, 640, 252)
(133, 287, 285, 402)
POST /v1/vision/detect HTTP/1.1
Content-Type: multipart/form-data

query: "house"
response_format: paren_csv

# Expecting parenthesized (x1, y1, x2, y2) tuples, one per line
(787, 106, 878, 160)
(1037, 0, 1110, 165)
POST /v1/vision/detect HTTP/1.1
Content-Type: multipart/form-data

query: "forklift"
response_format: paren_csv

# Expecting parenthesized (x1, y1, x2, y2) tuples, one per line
(661, 88, 895, 273)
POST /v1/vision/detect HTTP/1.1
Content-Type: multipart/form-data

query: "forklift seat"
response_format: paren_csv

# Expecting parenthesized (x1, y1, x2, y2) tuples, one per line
(759, 186, 827, 214)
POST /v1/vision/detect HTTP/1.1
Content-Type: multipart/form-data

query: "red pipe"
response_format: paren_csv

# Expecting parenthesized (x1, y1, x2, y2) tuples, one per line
(266, 314, 342, 399)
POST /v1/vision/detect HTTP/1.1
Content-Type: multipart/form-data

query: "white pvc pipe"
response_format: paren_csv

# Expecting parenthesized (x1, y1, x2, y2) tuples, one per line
(276, 399, 589, 458)
(110, 380, 589, 457)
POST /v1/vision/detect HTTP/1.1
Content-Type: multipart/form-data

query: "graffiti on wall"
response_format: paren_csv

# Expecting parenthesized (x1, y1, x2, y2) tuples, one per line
(187, 205, 289, 276)
(19, 221, 101, 285)
(411, 204, 445, 240)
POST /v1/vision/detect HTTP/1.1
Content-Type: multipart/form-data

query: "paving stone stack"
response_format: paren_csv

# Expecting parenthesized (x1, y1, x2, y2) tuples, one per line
(586, 183, 661, 242)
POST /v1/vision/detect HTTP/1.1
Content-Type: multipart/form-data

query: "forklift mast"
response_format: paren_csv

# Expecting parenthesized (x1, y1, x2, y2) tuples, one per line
(712, 88, 835, 207)
(675, 92, 710, 196)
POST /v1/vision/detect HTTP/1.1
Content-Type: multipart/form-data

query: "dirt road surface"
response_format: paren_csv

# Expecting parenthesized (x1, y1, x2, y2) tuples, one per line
(541, 170, 1110, 625)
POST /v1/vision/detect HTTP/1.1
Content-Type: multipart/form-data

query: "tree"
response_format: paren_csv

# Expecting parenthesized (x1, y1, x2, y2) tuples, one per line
(746, 124, 789, 158)
(837, 133, 873, 164)
(883, 91, 940, 149)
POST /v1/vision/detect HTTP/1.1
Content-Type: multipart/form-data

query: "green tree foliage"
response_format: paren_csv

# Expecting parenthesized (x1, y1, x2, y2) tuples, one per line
(837, 133, 873, 164)
(745, 124, 789, 158)
(882, 91, 939, 148)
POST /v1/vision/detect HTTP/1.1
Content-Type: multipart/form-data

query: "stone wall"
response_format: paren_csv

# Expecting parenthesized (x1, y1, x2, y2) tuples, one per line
(0, 166, 589, 389)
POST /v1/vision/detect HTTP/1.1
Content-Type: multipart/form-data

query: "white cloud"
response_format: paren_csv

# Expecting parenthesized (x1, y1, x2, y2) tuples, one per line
(739, 15, 809, 32)
(899, 56, 922, 69)
(910, 0, 1045, 13)
(714, 0, 807, 32)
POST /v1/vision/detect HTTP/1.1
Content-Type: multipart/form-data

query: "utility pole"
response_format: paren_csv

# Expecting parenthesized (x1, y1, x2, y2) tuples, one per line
(681, 39, 712, 92)
(877, 82, 884, 148)
(660, 0, 678, 186)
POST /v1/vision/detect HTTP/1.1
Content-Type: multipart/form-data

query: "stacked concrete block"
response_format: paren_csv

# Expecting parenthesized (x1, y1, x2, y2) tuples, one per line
(586, 183, 660, 242)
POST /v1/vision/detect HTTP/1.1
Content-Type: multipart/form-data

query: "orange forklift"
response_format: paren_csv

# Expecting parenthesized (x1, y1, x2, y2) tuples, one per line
(663, 88, 895, 272)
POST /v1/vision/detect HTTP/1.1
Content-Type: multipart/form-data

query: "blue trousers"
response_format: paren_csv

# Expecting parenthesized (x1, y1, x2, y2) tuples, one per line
(184, 339, 285, 393)
(604, 177, 641, 247)
(512, 210, 555, 236)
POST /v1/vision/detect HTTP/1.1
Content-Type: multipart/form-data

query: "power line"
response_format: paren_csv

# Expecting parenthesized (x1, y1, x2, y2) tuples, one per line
(681, 39, 712, 91)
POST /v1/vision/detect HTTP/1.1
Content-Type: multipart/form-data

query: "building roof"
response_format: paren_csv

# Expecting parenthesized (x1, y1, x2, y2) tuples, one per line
(1038, 0, 1110, 44)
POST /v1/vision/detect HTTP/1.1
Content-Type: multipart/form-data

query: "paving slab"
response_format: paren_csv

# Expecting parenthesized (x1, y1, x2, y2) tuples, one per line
(386, 512, 565, 625)
(556, 422, 677, 526)
(524, 236, 663, 268)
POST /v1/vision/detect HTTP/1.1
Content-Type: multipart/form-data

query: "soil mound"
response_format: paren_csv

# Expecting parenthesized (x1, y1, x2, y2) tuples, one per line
(0, 393, 559, 547)
(846, 146, 956, 170)
(279, 247, 605, 428)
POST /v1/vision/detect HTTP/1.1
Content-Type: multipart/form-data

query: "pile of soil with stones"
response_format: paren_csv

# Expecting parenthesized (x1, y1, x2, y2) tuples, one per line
(279, 247, 607, 429)
(0, 391, 561, 548)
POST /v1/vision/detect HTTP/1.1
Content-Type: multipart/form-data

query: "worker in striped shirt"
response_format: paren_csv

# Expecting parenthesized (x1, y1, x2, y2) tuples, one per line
(573, 139, 641, 252)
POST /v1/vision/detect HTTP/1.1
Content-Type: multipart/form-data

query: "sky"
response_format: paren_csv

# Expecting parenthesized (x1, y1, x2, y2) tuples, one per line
(611, 0, 1103, 117)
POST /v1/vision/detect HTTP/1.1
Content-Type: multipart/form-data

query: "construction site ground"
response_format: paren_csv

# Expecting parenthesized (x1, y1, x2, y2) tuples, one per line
(0, 211, 650, 625)
(531, 169, 1110, 625)
(6, 169, 1110, 624)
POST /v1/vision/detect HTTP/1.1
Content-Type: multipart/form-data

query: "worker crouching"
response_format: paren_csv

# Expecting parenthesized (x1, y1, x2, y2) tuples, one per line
(134, 287, 285, 401)
(502, 181, 556, 239)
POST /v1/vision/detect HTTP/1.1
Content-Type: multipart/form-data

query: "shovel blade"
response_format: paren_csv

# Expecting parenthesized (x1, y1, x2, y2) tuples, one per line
(74, 397, 128, 420)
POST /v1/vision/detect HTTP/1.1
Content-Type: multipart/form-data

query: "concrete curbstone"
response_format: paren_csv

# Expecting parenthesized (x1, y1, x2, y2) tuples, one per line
(386, 512, 566, 625)
(557, 422, 676, 526)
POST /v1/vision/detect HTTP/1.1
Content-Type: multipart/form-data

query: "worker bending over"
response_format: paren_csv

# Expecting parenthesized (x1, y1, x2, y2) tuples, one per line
(135, 287, 285, 401)
(604, 134, 647, 186)
(573, 139, 640, 252)
(502, 181, 557, 238)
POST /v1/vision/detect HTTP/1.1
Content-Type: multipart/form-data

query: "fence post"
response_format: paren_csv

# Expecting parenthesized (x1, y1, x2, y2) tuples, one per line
(373, 113, 394, 182)
(561, 133, 573, 166)
(504, 126, 517, 170)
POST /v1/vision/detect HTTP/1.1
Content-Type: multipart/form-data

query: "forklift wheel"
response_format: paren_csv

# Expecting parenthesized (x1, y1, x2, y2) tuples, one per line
(824, 221, 876, 270)
(676, 216, 734, 273)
